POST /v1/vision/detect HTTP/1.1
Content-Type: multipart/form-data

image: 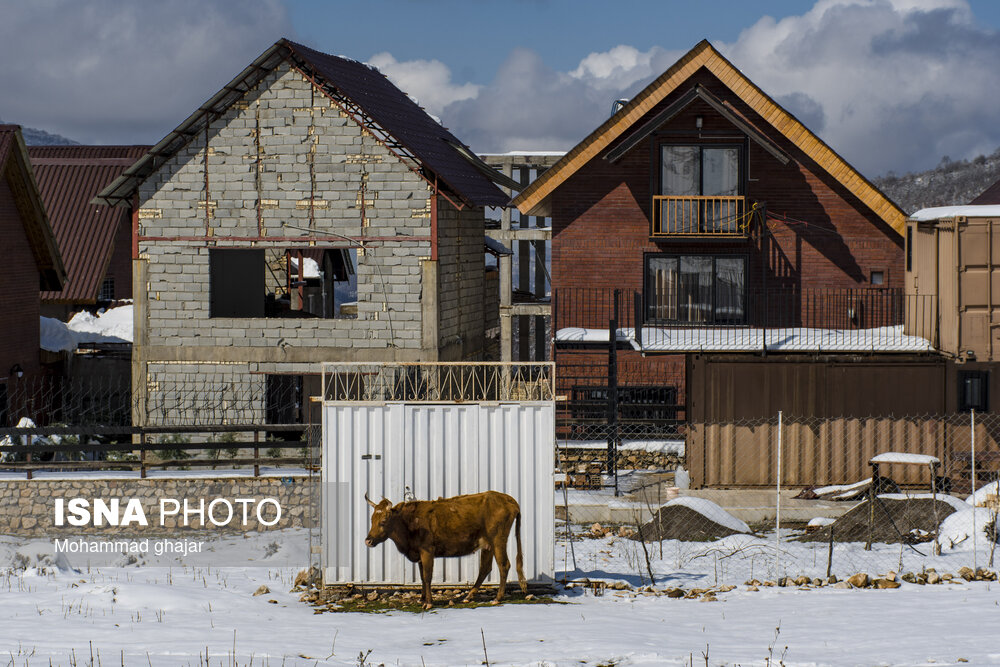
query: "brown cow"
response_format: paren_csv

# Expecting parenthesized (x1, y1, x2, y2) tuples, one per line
(364, 490, 527, 609)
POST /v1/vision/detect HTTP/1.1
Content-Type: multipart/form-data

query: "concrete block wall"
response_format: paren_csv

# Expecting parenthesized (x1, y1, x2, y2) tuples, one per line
(136, 63, 433, 359)
(436, 198, 488, 360)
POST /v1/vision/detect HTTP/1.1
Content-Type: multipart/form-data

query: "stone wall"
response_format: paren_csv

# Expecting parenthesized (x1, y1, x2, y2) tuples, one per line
(0, 474, 316, 538)
(557, 446, 685, 473)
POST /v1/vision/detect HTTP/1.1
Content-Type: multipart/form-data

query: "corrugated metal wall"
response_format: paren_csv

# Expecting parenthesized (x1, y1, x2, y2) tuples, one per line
(322, 401, 554, 586)
(690, 416, 1000, 487)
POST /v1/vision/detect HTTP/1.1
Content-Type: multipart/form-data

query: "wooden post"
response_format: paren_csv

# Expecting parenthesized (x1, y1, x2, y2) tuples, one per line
(866, 461, 879, 551)
(140, 429, 147, 479)
(254, 430, 260, 477)
(931, 461, 941, 555)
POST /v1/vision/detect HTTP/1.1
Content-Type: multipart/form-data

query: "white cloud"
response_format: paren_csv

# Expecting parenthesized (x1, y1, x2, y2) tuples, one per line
(0, 0, 292, 144)
(719, 0, 1000, 174)
(368, 53, 479, 117)
(426, 0, 1000, 176)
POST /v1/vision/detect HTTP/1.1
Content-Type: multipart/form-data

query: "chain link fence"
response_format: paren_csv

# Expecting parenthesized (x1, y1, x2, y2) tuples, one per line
(557, 412, 1000, 588)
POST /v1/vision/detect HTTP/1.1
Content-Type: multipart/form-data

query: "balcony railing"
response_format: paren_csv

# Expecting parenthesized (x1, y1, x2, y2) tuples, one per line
(553, 287, 939, 353)
(652, 195, 753, 237)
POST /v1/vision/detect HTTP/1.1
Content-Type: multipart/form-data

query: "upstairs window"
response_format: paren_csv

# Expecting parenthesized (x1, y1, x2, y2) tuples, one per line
(209, 249, 265, 318)
(660, 145, 742, 234)
(646, 254, 746, 324)
(661, 145, 740, 198)
(209, 248, 357, 319)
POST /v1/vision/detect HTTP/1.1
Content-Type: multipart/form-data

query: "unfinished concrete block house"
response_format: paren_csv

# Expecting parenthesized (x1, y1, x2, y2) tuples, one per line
(95, 39, 509, 425)
(512, 41, 953, 483)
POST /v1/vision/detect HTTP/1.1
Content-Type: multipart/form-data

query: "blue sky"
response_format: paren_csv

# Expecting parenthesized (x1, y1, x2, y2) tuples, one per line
(2, 0, 1000, 177)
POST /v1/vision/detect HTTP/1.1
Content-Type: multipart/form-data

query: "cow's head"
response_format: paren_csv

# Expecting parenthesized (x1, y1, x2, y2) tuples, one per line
(364, 493, 397, 547)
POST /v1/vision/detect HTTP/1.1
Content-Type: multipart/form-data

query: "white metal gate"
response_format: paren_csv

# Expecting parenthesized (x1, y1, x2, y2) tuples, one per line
(320, 363, 555, 586)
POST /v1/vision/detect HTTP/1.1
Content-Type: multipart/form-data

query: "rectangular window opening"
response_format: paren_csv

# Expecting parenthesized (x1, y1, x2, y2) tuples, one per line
(659, 144, 742, 234)
(208, 247, 358, 320)
(98, 277, 115, 302)
(645, 253, 747, 324)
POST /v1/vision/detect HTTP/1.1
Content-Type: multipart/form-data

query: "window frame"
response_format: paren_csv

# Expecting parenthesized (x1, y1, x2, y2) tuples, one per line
(644, 252, 749, 325)
(658, 142, 745, 198)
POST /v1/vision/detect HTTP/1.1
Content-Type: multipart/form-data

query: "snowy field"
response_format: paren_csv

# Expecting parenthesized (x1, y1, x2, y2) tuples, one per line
(3, 528, 1000, 666)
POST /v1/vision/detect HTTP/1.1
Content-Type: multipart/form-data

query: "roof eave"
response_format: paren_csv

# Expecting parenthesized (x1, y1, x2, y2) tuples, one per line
(513, 39, 906, 236)
(93, 41, 292, 208)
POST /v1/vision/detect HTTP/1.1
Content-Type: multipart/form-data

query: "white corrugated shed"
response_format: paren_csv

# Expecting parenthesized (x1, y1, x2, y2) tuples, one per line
(322, 401, 555, 586)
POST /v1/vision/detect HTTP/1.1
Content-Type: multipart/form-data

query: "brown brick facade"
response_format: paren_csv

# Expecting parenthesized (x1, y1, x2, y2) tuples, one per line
(551, 68, 903, 411)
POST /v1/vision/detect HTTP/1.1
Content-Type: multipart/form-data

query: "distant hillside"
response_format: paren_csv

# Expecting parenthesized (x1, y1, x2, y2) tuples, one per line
(873, 148, 1000, 214)
(0, 119, 77, 146)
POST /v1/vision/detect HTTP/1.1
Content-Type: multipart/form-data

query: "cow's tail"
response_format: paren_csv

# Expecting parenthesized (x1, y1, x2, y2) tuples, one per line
(514, 510, 527, 594)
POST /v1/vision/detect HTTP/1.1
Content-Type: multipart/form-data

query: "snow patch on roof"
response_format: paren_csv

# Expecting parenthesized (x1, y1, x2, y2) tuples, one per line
(870, 452, 940, 465)
(40, 304, 133, 352)
(289, 256, 320, 279)
(910, 205, 1000, 221)
(556, 325, 934, 352)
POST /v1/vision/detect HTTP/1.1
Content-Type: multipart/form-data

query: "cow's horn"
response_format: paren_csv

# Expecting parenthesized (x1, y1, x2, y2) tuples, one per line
(364, 492, 377, 508)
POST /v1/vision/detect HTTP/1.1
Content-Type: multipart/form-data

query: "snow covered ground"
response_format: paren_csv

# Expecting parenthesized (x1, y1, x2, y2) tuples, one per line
(2, 524, 1000, 665)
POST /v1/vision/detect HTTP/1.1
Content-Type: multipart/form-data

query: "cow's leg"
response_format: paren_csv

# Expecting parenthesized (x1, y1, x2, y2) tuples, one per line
(492, 541, 511, 604)
(419, 551, 435, 610)
(463, 548, 493, 602)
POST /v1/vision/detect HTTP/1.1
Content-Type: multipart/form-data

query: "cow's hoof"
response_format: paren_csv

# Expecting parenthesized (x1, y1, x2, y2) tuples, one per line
(422, 603, 432, 611)
(490, 600, 500, 606)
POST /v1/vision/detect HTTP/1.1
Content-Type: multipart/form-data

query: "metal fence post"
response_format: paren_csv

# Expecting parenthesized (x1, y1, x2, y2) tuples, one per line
(971, 409, 978, 573)
(608, 291, 619, 496)
(775, 410, 782, 573)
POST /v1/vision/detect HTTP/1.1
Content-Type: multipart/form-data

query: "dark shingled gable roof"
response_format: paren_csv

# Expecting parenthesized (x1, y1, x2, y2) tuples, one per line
(971, 178, 1000, 205)
(29, 145, 150, 304)
(95, 38, 507, 208)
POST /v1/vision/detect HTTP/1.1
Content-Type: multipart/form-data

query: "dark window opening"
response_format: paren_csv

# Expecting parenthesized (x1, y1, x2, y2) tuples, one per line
(645, 254, 747, 324)
(209, 249, 265, 318)
(959, 371, 989, 413)
(98, 277, 115, 302)
(265, 374, 323, 425)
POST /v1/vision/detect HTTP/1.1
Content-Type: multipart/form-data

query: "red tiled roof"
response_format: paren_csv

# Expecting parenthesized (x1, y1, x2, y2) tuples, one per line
(29, 145, 149, 303)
